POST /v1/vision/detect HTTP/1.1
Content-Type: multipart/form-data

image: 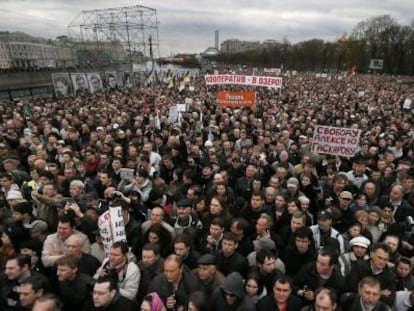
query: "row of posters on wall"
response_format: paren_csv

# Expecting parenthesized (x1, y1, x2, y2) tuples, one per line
(52, 68, 200, 97)
(51, 72, 145, 97)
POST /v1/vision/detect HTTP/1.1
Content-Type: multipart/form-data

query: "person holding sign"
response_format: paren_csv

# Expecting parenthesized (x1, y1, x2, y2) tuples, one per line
(94, 241, 140, 301)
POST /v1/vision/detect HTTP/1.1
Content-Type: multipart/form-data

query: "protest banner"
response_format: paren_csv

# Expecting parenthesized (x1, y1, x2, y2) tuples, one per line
(204, 74, 282, 89)
(98, 206, 126, 255)
(217, 91, 256, 108)
(311, 125, 362, 157)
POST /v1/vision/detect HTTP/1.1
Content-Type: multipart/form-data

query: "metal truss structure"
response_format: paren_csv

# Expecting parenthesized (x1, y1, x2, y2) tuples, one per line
(67, 5, 159, 70)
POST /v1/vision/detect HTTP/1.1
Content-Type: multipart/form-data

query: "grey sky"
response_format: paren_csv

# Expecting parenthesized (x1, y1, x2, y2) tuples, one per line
(0, 0, 412, 56)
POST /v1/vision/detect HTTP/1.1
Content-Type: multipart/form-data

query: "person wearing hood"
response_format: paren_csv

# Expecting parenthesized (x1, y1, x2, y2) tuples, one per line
(210, 272, 255, 311)
(140, 292, 166, 311)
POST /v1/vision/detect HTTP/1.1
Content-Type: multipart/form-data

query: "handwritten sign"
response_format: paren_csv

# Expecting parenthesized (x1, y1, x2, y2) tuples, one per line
(98, 206, 126, 255)
(311, 125, 362, 157)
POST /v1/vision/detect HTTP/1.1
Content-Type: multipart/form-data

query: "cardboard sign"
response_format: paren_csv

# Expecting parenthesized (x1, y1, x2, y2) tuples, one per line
(311, 125, 362, 157)
(98, 206, 126, 255)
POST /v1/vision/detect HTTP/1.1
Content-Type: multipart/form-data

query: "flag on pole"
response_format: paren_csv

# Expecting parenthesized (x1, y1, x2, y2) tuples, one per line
(145, 68, 154, 85)
(183, 71, 191, 84)
(23, 103, 33, 119)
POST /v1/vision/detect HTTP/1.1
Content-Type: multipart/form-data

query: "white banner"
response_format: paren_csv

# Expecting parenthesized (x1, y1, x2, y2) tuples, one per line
(311, 125, 362, 157)
(204, 74, 282, 89)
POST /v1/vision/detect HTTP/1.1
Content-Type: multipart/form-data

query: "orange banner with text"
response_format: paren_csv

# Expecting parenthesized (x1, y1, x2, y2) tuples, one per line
(217, 91, 256, 108)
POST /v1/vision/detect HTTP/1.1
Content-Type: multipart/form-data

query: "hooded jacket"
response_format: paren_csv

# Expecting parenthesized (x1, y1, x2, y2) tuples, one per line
(210, 272, 255, 311)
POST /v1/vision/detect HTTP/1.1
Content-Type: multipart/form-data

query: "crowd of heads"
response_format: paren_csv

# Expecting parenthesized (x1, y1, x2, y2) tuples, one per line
(0, 69, 413, 310)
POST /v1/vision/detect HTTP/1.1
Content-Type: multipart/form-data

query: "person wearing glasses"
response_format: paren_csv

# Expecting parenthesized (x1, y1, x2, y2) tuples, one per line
(82, 275, 136, 311)
(93, 241, 140, 301)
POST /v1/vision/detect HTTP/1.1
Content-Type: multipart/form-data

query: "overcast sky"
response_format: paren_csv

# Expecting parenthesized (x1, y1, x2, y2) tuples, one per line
(0, 0, 412, 56)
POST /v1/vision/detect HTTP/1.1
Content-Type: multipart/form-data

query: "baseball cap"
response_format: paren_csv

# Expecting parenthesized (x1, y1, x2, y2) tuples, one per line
(20, 239, 43, 255)
(340, 191, 353, 200)
(287, 177, 299, 188)
(317, 210, 332, 220)
(253, 238, 276, 250)
(24, 220, 48, 233)
(197, 253, 216, 265)
(176, 198, 193, 208)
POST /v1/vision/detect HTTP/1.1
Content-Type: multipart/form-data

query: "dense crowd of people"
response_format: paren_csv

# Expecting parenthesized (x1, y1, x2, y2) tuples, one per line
(0, 69, 414, 311)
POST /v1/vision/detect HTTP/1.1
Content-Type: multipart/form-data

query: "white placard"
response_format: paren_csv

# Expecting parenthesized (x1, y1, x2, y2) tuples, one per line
(403, 98, 412, 110)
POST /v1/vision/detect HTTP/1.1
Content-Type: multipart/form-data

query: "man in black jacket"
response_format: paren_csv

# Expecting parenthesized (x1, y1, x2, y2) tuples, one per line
(64, 234, 100, 277)
(56, 255, 95, 311)
(215, 232, 248, 278)
(294, 247, 346, 305)
(257, 275, 302, 311)
(380, 184, 414, 222)
(81, 276, 136, 311)
(148, 254, 203, 310)
(282, 226, 317, 277)
(137, 243, 164, 303)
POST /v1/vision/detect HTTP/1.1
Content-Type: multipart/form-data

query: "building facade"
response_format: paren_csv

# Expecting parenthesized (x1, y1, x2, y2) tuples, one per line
(0, 40, 11, 69)
(221, 39, 260, 54)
